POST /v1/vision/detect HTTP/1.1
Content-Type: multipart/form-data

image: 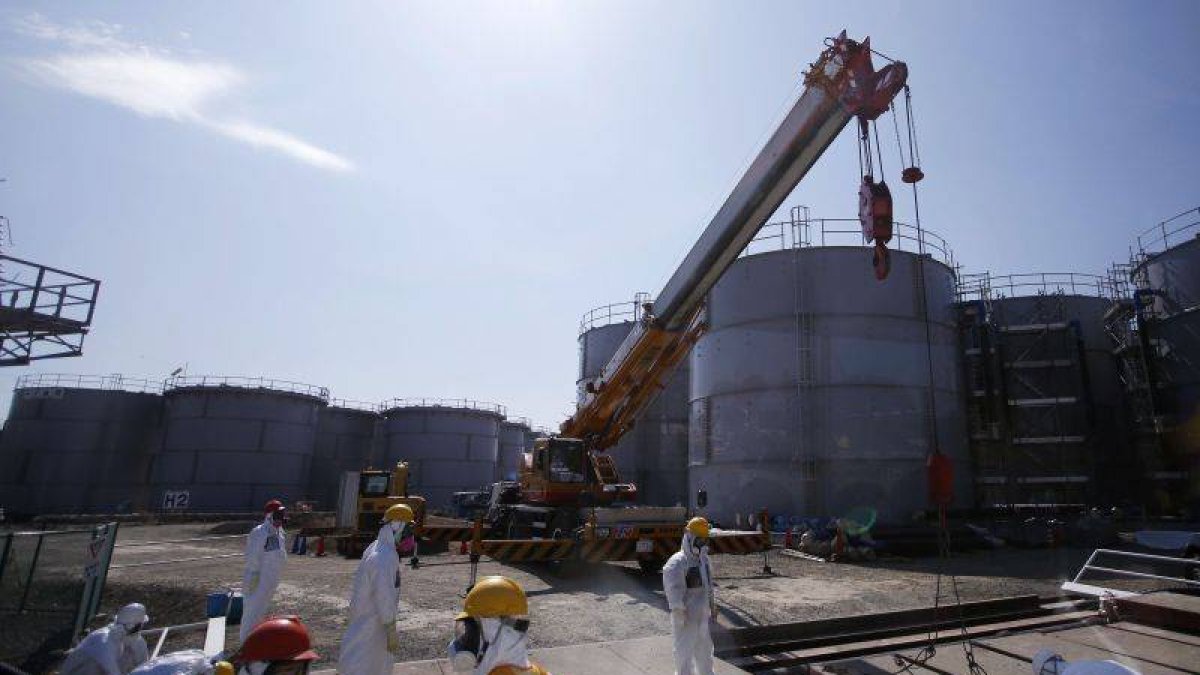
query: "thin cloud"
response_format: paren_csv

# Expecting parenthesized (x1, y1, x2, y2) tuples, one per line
(10, 14, 353, 173)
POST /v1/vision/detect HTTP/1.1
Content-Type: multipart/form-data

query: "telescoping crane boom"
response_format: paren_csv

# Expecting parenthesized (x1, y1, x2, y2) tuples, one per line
(561, 31, 908, 456)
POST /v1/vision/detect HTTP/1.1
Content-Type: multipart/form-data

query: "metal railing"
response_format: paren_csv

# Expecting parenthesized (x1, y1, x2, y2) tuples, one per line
(743, 213, 957, 268)
(164, 375, 330, 402)
(578, 292, 652, 335)
(0, 523, 117, 668)
(379, 397, 506, 416)
(1134, 206, 1200, 256)
(328, 398, 381, 413)
(957, 272, 1119, 303)
(0, 255, 99, 326)
(1062, 547, 1200, 598)
(14, 373, 165, 395)
(505, 416, 532, 427)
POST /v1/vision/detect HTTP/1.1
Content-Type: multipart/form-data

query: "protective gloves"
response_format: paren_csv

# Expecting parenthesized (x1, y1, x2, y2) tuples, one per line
(246, 572, 260, 595)
(386, 620, 401, 654)
(671, 607, 687, 630)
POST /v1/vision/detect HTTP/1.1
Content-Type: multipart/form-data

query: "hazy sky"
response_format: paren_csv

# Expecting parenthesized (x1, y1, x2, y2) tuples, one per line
(1, 1, 1197, 427)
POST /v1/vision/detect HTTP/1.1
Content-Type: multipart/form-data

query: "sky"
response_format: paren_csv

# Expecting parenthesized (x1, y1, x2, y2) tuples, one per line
(0, 1, 1197, 427)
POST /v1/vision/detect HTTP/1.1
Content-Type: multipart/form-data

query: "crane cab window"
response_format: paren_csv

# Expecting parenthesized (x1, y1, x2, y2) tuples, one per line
(548, 442, 586, 483)
(360, 474, 390, 497)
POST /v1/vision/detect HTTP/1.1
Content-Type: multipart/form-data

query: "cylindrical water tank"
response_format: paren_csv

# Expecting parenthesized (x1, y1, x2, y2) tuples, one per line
(0, 374, 162, 515)
(150, 376, 326, 512)
(689, 219, 969, 525)
(1135, 231, 1200, 433)
(962, 274, 1128, 507)
(379, 399, 505, 512)
(578, 297, 691, 506)
(498, 419, 531, 482)
(308, 401, 379, 509)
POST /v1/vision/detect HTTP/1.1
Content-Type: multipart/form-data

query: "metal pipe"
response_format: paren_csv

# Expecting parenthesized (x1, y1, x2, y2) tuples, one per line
(18, 533, 45, 612)
(1089, 547, 1200, 566)
(111, 552, 242, 569)
(1083, 565, 1200, 587)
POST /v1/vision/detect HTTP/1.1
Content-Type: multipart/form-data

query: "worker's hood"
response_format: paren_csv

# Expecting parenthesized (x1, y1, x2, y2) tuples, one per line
(474, 618, 531, 675)
(680, 531, 710, 567)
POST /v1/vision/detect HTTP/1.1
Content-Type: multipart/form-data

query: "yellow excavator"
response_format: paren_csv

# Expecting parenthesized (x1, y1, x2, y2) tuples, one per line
(335, 461, 427, 557)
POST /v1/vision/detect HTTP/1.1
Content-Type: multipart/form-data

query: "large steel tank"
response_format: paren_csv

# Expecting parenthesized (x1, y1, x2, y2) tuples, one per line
(308, 400, 379, 509)
(0, 374, 162, 515)
(498, 418, 531, 482)
(688, 216, 969, 525)
(150, 376, 326, 512)
(1132, 210, 1200, 505)
(974, 279, 1125, 506)
(577, 297, 691, 506)
(379, 399, 505, 512)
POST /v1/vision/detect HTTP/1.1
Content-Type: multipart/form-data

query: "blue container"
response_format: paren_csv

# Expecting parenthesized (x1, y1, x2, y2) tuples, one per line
(206, 592, 244, 624)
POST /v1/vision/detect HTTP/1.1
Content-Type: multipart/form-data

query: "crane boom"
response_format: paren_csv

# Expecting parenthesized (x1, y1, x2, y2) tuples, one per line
(562, 31, 908, 456)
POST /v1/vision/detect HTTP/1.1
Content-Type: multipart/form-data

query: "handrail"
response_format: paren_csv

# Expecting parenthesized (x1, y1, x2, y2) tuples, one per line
(14, 373, 164, 394)
(957, 271, 1119, 302)
(579, 292, 652, 335)
(0, 255, 100, 326)
(164, 375, 330, 402)
(504, 416, 532, 428)
(1134, 206, 1200, 256)
(743, 214, 957, 268)
(380, 397, 506, 416)
(328, 398, 380, 413)
(1063, 547, 1200, 597)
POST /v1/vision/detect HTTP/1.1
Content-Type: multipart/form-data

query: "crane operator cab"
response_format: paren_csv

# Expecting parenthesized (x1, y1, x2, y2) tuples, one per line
(520, 437, 637, 507)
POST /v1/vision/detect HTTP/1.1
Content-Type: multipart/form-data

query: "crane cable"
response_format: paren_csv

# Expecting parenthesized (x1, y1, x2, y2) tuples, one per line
(889, 86, 987, 675)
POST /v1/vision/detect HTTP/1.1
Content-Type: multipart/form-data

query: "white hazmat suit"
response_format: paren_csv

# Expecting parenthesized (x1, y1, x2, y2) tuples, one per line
(337, 520, 404, 675)
(240, 514, 287, 641)
(662, 530, 714, 675)
(127, 650, 213, 675)
(59, 617, 150, 675)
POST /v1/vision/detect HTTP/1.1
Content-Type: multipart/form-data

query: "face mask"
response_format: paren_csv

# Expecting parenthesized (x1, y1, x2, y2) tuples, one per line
(448, 619, 481, 672)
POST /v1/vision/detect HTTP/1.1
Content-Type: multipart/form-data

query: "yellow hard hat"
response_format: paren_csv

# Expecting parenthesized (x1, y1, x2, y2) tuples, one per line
(383, 503, 414, 524)
(214, 662, 234, 675)
(686, 517, 710, 538)
(457, 575, 528, 619)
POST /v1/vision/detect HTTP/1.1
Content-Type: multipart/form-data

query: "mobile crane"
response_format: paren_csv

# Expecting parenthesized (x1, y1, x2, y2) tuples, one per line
(426, 31, 916, 569)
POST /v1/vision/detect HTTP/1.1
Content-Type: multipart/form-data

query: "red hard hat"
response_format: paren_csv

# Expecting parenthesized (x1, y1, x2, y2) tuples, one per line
(236, 616, 318, 662)
(264, 499, 284, 514)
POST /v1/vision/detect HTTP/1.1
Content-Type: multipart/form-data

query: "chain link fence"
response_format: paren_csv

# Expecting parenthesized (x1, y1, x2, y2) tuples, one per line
(0, 523, 117, 672)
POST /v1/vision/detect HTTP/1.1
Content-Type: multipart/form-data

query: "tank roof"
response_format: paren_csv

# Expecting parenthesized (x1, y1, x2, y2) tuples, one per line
(746, 211, 956, 268)
(15, 373, 163, 395)
(164, 375, 330, 403)
(327, 398, 381, 413)
(379, 397, 506, 417)
(957, 272, 1118, 303)
(579, 292, 651, 336)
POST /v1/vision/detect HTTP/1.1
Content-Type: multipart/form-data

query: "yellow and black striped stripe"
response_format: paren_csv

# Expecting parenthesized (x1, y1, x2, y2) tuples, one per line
(418, 526, 474, 543)
(709, 533, 770, 555)
(480, 539, 575, 562)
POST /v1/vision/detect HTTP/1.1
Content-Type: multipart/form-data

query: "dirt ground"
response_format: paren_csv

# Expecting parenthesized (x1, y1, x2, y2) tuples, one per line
(85, 522, 1108, 670)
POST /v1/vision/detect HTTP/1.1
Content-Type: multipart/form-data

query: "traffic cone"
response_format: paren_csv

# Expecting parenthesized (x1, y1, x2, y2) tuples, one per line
(459, 540, 468, 555)
(315, 537, 326, 557)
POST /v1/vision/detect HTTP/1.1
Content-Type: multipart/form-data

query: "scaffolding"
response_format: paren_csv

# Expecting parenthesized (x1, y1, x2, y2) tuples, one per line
(0, 255, 100, 365)
(1104, 207, 1200, 511)
(958, 273, 1117, 509)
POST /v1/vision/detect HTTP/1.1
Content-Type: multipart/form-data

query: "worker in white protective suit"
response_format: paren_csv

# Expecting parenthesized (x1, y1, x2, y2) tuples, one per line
(240, 500, 288, 642)
(447, 575, 548, 674)
(337, 503, 413, 675)
(59, 602, 151, 675)
(1032, 649, 1141, 674)
(663, 517, 715, 675)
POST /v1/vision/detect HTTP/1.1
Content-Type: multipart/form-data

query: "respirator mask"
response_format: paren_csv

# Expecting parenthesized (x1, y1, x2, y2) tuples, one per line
(447, 617, 530, 672)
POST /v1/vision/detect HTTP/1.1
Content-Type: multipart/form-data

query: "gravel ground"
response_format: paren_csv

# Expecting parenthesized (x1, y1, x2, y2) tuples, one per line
(84, 522, 1110, 671)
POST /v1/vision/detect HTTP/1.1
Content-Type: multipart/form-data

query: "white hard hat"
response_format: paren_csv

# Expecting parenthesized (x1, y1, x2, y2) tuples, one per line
(115, 602, 148, 628)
